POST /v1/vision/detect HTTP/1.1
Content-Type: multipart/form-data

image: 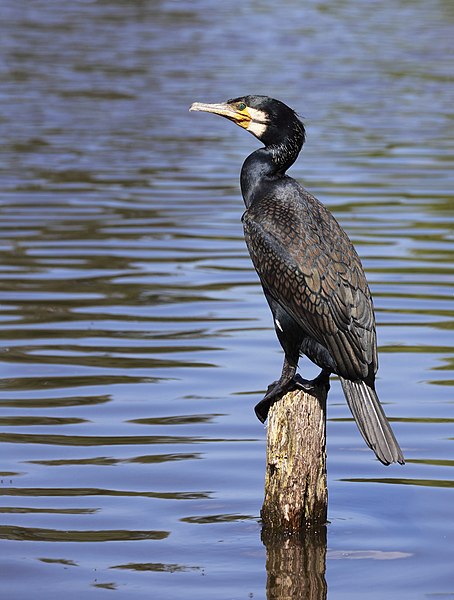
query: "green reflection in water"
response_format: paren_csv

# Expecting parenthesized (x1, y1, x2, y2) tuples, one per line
(181, 513, 254, 524)
(342, 478, 454, 488)
(0, 433, 257, 446)
(127, 452, 202, 464)
(1, 346, 218, 369)
(0, 487, 212, 500)
(110, 562, 200, 573)
(406, 459, 454, 467)
(0, 375, 160, 392)
(128, 413, 224, 425)
(93, 582, 117, 591)
(0, 525, 169, 542)
(0, 395, 111, 408)
(38, 557, 78, 567)
(0, 416, 88, 426)
(27, 453, 202, 466)
(380, 345, 454, 355)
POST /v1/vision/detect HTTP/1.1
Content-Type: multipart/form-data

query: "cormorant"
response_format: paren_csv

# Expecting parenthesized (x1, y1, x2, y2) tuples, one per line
(190, 95, 404, 465)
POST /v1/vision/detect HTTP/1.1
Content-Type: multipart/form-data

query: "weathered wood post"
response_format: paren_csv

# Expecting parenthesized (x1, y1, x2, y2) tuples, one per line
(261, 385, 328, 532)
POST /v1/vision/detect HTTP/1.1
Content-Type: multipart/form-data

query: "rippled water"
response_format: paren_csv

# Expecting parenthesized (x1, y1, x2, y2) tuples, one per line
(0, 1, 453, 599)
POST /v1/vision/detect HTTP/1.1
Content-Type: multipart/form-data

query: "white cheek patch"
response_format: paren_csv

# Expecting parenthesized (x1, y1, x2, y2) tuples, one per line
(246, 107, 269, 138)
(247, 120, 268, 138)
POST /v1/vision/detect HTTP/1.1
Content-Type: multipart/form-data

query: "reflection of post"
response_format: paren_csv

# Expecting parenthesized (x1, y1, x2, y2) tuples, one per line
(262, 526, 327, 600)
(261, 387, 328, 531)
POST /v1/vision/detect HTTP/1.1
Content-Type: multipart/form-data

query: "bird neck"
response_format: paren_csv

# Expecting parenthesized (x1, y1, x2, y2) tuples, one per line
(240, 129, 304, 208)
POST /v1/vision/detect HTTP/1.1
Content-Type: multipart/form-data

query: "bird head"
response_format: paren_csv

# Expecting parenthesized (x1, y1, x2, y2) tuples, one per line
(190, 95, 305, 148)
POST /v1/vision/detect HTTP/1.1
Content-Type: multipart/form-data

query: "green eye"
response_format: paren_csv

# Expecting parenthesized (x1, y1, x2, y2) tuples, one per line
(237, 102, 247, 111)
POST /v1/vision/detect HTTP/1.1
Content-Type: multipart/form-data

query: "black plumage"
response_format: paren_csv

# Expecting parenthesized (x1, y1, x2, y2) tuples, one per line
(190, 95, 404, 465)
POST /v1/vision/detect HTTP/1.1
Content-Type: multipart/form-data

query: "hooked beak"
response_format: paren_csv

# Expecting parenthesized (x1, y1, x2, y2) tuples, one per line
(189, 102, 251, 128)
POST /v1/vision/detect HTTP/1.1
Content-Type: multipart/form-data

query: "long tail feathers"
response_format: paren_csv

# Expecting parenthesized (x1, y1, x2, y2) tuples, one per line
(340, 378, 404, 465)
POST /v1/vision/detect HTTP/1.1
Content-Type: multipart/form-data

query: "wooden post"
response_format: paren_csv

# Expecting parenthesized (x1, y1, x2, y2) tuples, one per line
(261, 386, 328, 532)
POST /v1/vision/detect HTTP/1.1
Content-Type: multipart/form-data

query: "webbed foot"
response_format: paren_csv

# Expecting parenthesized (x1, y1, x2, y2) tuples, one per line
(254, 378, 297, 423)
(255, 369, 331, 423)
(294, 369, 331, 393)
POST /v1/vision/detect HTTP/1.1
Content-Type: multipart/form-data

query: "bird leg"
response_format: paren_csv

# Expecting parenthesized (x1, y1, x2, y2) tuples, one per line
(254, 358, 298, 423)
(254, 365, 331, 423)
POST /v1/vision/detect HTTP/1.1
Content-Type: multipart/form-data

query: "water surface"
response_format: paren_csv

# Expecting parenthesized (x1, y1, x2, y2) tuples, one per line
(0, 1, 453, 599)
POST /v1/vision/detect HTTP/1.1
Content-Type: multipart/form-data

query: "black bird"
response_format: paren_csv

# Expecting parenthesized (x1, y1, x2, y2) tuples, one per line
(190, 95, 404, 465)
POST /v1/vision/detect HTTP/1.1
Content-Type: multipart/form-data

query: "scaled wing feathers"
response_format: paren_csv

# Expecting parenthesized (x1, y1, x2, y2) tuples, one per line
(242, 189, 378, 381)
